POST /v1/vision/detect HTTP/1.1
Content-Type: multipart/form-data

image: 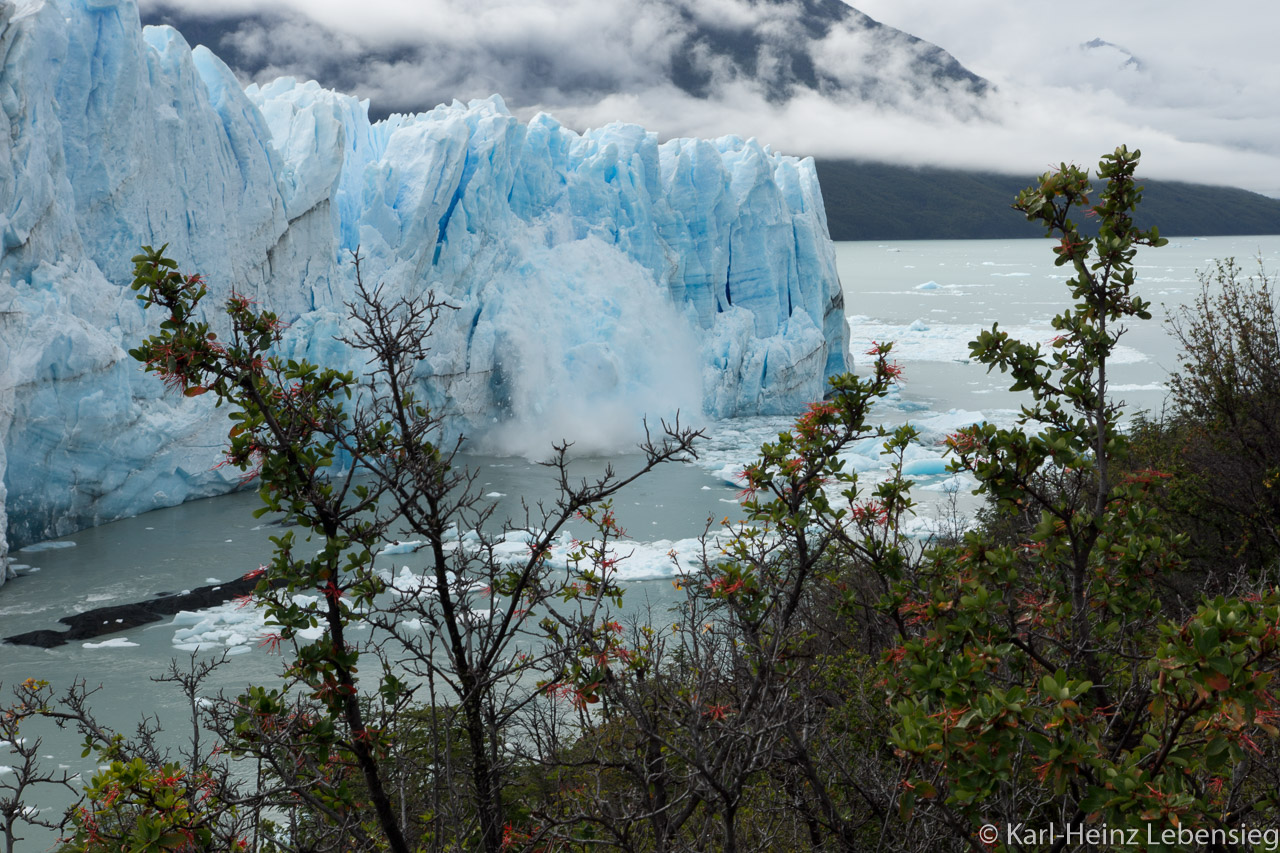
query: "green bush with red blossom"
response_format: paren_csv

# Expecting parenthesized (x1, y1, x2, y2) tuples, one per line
(11, 146, 1280, 853)
(880, 147, 1280, 848)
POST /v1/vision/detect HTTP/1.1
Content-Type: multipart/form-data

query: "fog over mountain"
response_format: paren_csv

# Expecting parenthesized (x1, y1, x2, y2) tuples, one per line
(139, 0, 1280, 196)
(140, 0, 989, 117)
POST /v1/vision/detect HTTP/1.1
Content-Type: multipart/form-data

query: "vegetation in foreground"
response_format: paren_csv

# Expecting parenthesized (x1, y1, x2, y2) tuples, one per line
(2, 147, 1280, 852)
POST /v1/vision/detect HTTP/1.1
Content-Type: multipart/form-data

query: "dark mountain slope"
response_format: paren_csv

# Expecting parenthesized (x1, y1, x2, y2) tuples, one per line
(816, 160, 1280, 240)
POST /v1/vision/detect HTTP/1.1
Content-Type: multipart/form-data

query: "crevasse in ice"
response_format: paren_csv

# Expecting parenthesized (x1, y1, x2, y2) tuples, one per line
(0, 0, 848, 562)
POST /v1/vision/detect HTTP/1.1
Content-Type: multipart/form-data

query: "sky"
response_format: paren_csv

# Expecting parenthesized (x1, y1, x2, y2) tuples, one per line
(138, 0, 1280, 196)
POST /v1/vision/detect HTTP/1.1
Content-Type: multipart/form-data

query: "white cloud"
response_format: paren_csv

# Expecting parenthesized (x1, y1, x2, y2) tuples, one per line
(139, 0, 1280, 196)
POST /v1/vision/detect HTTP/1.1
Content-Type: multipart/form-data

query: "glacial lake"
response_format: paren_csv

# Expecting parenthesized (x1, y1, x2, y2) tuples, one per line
(3, 234, 1279, 843)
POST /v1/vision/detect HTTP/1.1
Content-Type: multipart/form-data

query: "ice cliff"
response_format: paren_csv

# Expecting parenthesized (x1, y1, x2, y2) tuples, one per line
(0, 0, 848, 565)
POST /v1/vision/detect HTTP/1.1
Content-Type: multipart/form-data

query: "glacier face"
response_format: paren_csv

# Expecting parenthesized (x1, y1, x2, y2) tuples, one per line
(0, 0, 848, 564)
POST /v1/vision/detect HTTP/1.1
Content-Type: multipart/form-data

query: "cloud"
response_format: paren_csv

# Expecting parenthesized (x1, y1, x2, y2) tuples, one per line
(853, 0, 1280, 191)
(138, 0, 1280, 196)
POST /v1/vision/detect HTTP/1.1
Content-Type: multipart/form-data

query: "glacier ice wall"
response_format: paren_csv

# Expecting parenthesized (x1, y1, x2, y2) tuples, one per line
(0, 0, 848, 563)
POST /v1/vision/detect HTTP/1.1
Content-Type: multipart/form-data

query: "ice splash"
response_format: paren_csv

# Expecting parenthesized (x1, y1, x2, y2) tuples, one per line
(466, 232, 705, 458)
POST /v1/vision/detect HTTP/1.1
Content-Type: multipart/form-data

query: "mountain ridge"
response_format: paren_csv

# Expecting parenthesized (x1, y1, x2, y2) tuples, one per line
(815, 160, 1280, 240)
(139, 0, 989, 118)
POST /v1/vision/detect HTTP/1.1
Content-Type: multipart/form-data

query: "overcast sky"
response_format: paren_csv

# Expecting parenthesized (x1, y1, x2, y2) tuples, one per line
(138, 0, 1280, 196)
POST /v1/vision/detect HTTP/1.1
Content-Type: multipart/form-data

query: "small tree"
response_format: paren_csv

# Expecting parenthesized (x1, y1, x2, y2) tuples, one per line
(522, 351, 918, 852)
(123, 247, 701, 852)
(1161, 258, 1280, 583)
(885, 147, 1280, 847)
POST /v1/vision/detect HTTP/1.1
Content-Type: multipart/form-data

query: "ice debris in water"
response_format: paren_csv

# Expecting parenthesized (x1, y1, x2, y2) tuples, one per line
(82, 638, 140, 649)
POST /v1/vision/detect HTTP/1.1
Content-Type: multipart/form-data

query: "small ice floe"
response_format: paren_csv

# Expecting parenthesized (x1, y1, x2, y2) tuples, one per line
(1109, 383, 1166, 392)
(485, 492, 506, 498)
(713, 463, 743, 487)
(380, 540, 426, 556)
(169, 593, 317, 651)
(460, 609, 494, 626)
(915, 281, 940, 291)
(82, 638, 139, 649)
(921, 475, 971, 494)
(17, 540, 76, 553)
(908, 319, 930, 332)
(901, 458, 950, 477)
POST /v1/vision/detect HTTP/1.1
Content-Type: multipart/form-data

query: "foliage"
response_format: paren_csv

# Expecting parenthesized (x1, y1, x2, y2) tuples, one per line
(883, 147, 1280, 847)
(119, 247, 701, 853)
(11, 146, 1280, 853)
(495, 350, 918, 853)
(1129, 259, 1280, 588)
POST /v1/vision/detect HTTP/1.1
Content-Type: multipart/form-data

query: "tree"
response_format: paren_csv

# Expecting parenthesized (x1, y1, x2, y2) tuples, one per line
(19, 145, 1280, 853)
(515, 350, 919, 852)
(885, 147, 1280, 847)
(124, 247, 701, 852)
(1158, 258, 1280, 585)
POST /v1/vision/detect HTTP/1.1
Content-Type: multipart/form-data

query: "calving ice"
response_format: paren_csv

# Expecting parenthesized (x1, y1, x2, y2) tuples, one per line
(0, 0, 849, 564)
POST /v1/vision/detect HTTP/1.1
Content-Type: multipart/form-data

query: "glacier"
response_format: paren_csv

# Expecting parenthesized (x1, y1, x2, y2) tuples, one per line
(0, 0, 849, 569)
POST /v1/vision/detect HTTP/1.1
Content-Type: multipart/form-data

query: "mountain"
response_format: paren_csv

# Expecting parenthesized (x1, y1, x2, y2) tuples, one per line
(815, 160, 1280, 241)
(139, 0, 990, 119)
(142, 2, 1280, 239)
(0, 0, 846, 562)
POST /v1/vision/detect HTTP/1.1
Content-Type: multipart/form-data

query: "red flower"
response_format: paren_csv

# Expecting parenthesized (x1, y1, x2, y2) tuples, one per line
(703, 703, 731, 721)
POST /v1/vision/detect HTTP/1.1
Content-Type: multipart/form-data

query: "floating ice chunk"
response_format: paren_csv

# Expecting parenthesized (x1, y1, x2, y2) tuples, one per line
(908, 319, 930, 331)
(380, 541, 426, 556)
(921, 475, 973, 494)
(461, 609, 494, 625)
(485, 492, 506, 498)
(916, 281, 940, 291)
(848, 319, 1147, 365)
(901, 458, 950, 477)
(907, 409, 988, 446)
(82, 638, 139, 649)
(713, 464, 743, 487)
(1109, 383, 1166, 392)
(16, 541, 76, 553)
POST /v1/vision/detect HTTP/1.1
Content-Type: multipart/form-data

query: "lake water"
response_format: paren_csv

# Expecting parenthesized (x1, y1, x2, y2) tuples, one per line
(3, 234, 1279, 844)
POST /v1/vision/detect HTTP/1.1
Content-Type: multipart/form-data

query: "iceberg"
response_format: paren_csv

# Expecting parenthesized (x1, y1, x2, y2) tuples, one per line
(0, 0, 849, 564)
